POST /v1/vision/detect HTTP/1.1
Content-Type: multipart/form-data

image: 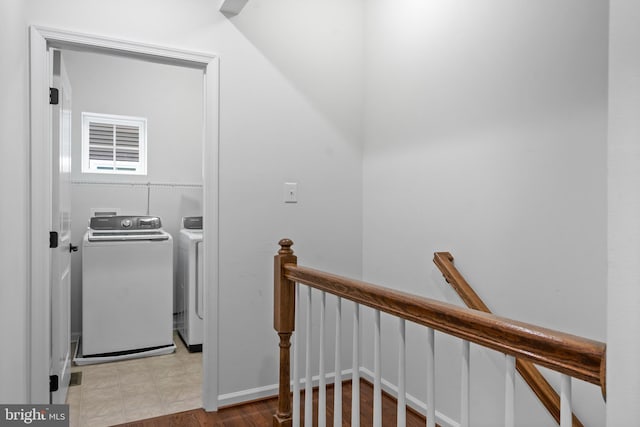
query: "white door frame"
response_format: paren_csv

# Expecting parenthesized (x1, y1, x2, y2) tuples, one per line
(28, 26, 220, 410)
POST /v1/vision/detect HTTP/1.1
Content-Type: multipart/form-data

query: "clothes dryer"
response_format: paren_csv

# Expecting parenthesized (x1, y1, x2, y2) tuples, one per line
(177, 216, 203, 352)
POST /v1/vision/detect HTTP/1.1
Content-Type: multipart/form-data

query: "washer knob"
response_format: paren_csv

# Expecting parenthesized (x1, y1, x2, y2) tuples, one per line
(121, 218, 133, 229)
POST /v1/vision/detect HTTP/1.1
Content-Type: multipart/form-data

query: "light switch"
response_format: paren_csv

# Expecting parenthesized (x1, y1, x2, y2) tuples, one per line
(283, 182, 298, 203)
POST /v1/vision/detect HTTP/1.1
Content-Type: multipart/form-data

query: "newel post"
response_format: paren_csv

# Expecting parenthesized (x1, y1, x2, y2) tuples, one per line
(273, 239, 297, 427)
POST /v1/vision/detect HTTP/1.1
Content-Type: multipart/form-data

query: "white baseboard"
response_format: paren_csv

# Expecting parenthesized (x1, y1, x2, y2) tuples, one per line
(217, 367, 458, 427)
(217, 383, 280, 408)
(359, 367, 459, 427)
(217, 369, 353, 408)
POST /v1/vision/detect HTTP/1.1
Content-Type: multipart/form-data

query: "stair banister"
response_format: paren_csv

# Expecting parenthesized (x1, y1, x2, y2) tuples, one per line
(434, 251, 605, 427)
(273, 239, 606, 427)
(273, 239, 296, 427)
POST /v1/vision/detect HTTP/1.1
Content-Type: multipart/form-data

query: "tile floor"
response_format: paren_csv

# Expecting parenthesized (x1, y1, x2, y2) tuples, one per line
(66, 333, 202, 427)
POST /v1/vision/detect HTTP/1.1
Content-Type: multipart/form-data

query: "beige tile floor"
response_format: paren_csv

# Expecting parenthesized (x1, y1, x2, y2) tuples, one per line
(66, 333, 202, 427)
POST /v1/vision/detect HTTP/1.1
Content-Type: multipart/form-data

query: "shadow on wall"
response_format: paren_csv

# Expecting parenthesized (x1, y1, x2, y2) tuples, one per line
(222, 0, 364, 143)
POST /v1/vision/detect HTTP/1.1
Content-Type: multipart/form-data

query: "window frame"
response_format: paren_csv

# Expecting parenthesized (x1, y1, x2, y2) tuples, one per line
(81, 112, 148, 175)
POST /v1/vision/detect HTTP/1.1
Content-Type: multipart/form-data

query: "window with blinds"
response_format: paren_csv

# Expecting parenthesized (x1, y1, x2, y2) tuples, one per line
(81, 112, 147, 175)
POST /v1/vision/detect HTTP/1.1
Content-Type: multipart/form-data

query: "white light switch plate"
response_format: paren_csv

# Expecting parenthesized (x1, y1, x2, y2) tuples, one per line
(283, 182, 298, 203)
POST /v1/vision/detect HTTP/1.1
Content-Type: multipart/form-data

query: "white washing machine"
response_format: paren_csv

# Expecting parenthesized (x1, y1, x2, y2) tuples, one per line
(177, 216, 204, 352)
(81, 215, 174, 359)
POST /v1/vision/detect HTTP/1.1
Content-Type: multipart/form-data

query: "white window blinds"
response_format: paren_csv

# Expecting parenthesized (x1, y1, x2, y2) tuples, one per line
(82, 112, 147, 175)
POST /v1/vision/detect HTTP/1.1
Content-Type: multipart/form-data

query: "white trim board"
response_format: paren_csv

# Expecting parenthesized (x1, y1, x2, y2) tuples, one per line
(71, 180, 203, 188)
(28, 26, 220, 411)
(35, 27, 214, 67)
(218, 367, 458, 427)
(218, 369, 354, 408)
(359, 367, 459, 427)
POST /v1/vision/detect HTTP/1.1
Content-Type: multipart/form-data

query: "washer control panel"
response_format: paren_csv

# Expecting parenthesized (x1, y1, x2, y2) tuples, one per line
(182, 216, 203, 230)
(90, 215, 162, 231)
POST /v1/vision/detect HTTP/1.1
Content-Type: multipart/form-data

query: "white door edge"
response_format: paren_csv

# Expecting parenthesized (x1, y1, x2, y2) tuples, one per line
(28, 26, 220, 410)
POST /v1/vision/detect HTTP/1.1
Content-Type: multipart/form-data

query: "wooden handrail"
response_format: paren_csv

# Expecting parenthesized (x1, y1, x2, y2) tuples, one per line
(433, 252, 603, 427)
(273, 239, 607, 427)
(433, 252, 491, 312)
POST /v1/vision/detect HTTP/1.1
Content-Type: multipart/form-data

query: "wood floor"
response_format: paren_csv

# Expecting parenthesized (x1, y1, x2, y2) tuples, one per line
(113, 379, 433, 427)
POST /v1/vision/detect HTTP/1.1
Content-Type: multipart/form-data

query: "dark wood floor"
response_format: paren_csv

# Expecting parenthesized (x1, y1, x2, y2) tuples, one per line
(113, 379, 433, 427)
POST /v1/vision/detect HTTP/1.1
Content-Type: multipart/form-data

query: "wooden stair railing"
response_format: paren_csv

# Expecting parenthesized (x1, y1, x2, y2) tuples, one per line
(434, 252, 604, 427)
(273, 239, 607, 427)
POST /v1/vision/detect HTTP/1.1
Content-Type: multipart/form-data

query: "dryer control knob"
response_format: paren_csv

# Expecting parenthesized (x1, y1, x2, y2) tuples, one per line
(121, 218, 133, 229)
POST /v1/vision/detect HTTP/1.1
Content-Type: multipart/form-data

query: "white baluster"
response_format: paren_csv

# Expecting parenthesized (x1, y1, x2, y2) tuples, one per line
(292, 284, 300, 427)
(397, 318, 406, 427)
(319, 291, 326, 427)
(426, 328, 435, 427)
(560, 374, 572, 427)
(505, 355, 516, 427)
(374, 309, 382, 427)
(352, 303, 360, 427)
(305, 287, 313, 427)
(460, 340, 470, 427)
(334, 296, 342, 427)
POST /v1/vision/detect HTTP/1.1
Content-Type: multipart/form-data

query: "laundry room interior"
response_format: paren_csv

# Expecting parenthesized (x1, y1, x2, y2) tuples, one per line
(66, 48, 203, 335)
(63, 47, 206, 422)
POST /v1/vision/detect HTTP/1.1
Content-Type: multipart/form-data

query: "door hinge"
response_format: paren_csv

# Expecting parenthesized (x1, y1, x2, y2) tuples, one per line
(49, 375, 59, 393)
(49, 231, 59, 249)
(49, 87, 59, 105)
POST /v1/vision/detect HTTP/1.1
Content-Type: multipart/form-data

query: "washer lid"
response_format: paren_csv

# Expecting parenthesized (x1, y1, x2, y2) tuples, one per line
(180, 228, 203, 239)
(88, 230, 170, 242)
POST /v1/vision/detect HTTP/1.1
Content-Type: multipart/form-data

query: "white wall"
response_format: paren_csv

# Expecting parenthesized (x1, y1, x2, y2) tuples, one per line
(62, 50, 204, 335)
(362, 1, 607, 426)
(213, 0, 364, 394)
(607, 0, 640, 424)
(0, 0, 29, 404)
(19, 0, 364, 402)
(63, 51, 204, 185)
(5, 3, 626, 424)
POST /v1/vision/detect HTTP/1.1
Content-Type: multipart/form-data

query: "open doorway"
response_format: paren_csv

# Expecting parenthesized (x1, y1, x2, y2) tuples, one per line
(64, 48, 203, 425)
(28, 27, 219, 417)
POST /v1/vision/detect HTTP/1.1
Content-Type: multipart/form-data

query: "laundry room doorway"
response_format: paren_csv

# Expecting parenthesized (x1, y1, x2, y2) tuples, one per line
(29, 27, 220, 412)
